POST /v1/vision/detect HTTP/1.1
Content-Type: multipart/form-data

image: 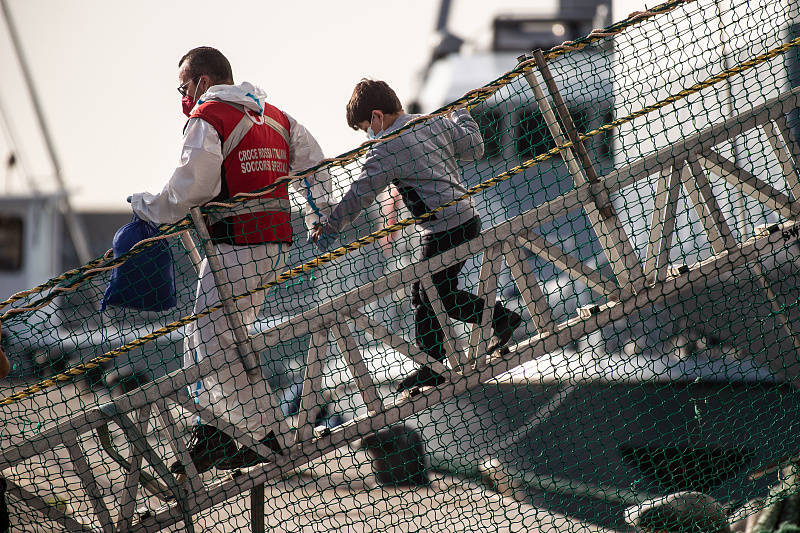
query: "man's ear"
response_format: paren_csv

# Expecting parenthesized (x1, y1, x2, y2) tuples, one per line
(198, 74, 212, 93)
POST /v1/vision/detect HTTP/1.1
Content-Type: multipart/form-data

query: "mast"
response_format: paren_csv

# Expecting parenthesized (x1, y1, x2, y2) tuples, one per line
(0, 0, 92, 264)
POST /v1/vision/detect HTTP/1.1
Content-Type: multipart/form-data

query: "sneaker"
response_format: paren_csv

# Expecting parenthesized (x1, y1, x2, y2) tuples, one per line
(396, 366, 446, 393)
(169, 424, 239, 476)
(487, 310, 523, 354)
(216, 431, 283, 470)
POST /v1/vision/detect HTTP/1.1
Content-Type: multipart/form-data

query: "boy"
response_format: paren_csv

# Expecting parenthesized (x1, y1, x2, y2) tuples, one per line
(312, 79, 521, 392)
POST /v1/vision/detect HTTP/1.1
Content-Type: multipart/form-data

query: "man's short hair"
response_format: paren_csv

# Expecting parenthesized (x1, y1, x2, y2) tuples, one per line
(179, 47, 233, 85)
(346, 79, 403, 130)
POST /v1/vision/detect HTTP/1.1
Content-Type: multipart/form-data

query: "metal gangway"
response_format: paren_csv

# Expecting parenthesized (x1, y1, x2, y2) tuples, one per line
(2, 63, 800, 533)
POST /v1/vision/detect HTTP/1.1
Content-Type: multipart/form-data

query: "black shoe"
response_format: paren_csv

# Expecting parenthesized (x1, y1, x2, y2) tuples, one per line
(396, 366, 446, 393)
(487, 310, 523, 354)
(169, 424, 239, 476)
(216, 431, 283, 470)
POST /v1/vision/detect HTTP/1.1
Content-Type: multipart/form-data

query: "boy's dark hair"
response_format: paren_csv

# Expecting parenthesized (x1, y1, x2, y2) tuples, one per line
(346, 79, 403, 130)
(179, 47, 234, 85)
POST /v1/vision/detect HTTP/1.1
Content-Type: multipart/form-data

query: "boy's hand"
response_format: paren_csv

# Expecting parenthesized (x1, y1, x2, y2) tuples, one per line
(449, 105, 470, 121)
(309, 225, 324, 242)
(308, 224, 338, 252)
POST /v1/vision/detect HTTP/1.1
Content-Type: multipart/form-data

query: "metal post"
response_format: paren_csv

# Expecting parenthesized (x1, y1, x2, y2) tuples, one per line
(251, 483, 265, 533)
(180, 232, 203, 275)
(531, 51, 602, 187)
(522, 50, 646, 293)
(189, 207, 260, 373)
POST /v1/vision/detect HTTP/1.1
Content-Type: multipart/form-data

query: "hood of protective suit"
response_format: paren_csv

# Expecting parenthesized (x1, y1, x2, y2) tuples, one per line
(196, 81, 267, 114)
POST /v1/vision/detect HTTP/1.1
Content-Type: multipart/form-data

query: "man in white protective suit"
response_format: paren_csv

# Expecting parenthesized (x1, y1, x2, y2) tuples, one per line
(129, 46, 333, 477)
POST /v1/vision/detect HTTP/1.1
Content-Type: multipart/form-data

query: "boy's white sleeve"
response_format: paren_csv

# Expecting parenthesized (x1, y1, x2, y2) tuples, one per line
(129, 118, 223, 224)
(285, 112, 335, 231)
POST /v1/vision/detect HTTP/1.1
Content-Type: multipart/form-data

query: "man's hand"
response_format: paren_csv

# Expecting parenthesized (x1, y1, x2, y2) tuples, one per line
(0, 322, 9, 379)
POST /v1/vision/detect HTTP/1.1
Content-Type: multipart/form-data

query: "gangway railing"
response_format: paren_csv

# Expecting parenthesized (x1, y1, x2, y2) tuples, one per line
(2, 79, 800, 533)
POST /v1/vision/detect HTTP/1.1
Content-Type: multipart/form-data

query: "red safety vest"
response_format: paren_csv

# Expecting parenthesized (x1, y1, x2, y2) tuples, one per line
(191, 100, 292, 245)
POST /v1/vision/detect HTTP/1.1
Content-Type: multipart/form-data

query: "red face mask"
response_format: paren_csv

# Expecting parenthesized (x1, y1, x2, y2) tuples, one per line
(182, 96, 195, 118)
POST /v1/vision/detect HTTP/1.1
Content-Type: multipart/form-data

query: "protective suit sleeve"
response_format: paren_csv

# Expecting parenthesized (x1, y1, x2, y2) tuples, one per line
(130, 119, 223, 224)
(284, 112, 335, 232)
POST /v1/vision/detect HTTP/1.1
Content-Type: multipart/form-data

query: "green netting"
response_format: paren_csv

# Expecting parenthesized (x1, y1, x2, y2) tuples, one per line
(4, 0, 800, 531)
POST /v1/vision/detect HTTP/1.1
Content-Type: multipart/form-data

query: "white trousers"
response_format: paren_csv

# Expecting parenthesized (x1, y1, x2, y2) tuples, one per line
(184, 242, 287, 441)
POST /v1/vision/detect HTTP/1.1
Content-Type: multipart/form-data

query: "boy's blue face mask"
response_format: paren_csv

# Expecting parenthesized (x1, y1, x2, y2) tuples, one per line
(366, 113, 384, 140)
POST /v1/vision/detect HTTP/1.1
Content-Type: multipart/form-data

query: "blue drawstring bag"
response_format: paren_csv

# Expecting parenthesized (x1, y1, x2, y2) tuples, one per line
(101, 215, 176, 312)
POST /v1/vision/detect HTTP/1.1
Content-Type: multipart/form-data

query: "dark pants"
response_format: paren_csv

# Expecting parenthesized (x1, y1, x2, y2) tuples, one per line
(411, 217, 516, 361)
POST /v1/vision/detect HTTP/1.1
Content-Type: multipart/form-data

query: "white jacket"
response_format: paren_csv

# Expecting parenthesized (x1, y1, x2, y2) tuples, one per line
(130, 81, 333, 235)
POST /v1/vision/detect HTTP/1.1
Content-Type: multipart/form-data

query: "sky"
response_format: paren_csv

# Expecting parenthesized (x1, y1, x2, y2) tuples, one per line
(0, 0, 554, 211)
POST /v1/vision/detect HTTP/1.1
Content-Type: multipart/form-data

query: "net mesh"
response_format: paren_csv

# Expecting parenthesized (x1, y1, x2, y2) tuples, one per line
(3, 0, 800, 531)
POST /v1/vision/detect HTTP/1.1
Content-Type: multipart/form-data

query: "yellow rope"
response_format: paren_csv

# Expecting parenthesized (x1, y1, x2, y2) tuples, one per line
(1, 32, 793, 408)
(0, 220, 193, 316)
(0, 224, 194, 320)
(0, 0, 695, 314)
(0, 257, 108, 310)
